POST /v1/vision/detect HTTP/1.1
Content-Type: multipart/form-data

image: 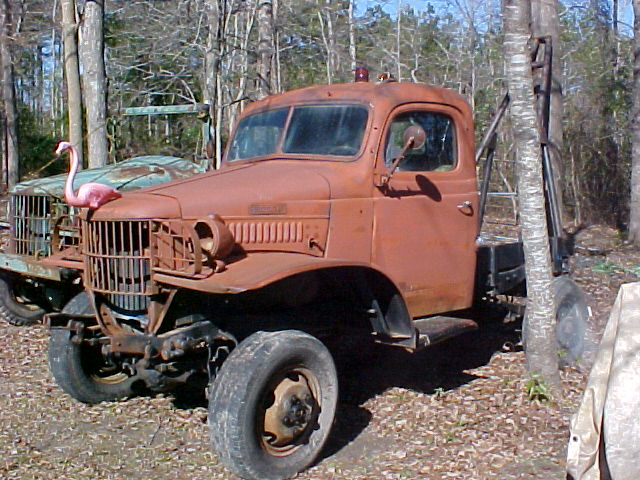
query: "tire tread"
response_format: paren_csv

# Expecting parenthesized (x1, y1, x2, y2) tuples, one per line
(48, 293, 135, 404)
(208, 330, 337, 480)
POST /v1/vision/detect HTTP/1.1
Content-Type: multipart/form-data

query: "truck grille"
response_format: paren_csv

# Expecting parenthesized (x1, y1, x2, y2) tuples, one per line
(153, 220, 201, 275)
(83, 219, 152, 313)
(10, 194, 78, 256)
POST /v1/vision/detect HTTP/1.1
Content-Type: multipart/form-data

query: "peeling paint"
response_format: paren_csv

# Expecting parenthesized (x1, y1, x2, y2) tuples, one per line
(11, 155, 208, 198)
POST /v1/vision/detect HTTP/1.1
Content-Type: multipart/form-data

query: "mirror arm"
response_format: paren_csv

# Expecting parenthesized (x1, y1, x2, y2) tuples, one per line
(378, 136, 415, 187)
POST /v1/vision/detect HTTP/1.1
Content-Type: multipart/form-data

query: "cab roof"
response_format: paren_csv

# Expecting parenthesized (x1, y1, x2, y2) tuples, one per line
(242, 80, 472, 117)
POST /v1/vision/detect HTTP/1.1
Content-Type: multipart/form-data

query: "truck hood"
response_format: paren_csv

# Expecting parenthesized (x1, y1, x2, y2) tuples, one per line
(11, 156, 206, 198)
(142, 162, 332, 218)
(90, 161, 331, 220)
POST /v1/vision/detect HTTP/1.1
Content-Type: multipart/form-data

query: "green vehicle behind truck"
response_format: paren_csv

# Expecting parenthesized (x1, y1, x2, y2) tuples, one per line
(0, 104, 211, 325)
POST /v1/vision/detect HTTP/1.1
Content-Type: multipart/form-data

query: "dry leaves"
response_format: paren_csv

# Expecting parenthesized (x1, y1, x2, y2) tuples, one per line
(0, 228, 636, 479)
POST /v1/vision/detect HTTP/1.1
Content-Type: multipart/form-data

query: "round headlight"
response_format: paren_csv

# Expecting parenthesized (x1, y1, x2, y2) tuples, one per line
(195, 219, 234, 260)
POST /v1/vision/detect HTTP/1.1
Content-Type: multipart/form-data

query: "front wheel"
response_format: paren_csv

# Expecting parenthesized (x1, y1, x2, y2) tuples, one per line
(0, 273, 46, 326)
(208, 330, 338, 480)
(48, 292, 137, 404)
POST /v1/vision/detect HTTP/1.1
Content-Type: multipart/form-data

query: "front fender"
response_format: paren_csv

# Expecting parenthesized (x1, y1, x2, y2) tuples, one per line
(153, 252, 376, 294)
(153, 252, 416, 342)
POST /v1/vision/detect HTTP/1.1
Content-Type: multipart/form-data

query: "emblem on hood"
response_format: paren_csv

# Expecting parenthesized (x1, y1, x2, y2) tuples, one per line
(249, 203, 287, 216)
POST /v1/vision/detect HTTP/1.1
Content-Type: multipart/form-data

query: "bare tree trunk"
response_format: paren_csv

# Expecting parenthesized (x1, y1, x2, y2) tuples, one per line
(61, 0, 83, 168)
(0, 113, 4, 188)
(348, 0, 356, 72)
(204, 0, 219, 132)
(256, 0, 274, 99)
(613, 0, 619, 75)
(79, 0, 107, 168)
(396, 0, 402, 80)
(204, 0, 227, 168)
(317, 0, 336, 84)
(326, 2, 337, 77)
(273, 0, 281, 93)
(0, 0, 18, 189)
(50, 0, 59, 123)
(228, 2, 256, 130)
(629, 0, 640, 242)
(504, 0, 560, 390)
(531, 0, 565, 226)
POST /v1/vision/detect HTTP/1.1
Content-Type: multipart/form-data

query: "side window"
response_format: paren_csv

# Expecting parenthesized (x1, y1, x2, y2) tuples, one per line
(384, 111, 456, 172)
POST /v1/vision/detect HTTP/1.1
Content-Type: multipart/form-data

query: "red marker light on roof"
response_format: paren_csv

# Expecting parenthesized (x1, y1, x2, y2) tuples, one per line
(355, 67, 369, 83)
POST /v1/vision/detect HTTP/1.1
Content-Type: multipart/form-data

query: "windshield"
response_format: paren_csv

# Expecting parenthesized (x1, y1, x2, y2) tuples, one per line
(226, 104, 368, 161)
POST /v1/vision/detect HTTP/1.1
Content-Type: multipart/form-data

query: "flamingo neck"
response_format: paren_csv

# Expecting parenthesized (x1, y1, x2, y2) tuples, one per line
(64, 146, 81, 205)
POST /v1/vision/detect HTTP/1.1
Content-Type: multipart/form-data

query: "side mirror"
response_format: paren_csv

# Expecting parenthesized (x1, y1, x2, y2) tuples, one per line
(377, 125, 426, 187)
(402, 125, 426, 150)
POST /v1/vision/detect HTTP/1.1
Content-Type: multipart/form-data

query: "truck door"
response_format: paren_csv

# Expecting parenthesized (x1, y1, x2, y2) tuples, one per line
(372, 103, 478, 318)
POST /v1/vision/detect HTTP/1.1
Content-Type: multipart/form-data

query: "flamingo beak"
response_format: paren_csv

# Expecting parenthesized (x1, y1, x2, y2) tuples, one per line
(55, 142, 69, 156)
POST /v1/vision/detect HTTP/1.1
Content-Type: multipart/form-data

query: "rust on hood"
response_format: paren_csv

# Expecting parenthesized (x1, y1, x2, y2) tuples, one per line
(3, 155, 207, 279)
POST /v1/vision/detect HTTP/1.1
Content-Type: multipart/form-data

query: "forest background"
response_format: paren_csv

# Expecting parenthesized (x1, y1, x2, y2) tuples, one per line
(0, 0, 631, 229)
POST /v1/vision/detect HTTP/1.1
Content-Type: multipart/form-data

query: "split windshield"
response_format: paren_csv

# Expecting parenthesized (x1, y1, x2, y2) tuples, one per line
(226, 104, 368, 161)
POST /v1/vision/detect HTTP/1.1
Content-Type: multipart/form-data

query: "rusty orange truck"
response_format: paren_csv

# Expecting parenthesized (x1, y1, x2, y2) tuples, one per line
(44, 42, 589, 480)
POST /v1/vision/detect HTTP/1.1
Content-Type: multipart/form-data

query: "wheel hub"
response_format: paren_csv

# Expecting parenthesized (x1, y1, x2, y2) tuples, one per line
(263, 372, 317, 451)
(282, 394, 312, 429)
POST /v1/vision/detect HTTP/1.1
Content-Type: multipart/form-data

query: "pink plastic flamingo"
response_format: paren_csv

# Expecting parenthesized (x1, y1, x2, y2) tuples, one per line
(56, 141, 122, 209)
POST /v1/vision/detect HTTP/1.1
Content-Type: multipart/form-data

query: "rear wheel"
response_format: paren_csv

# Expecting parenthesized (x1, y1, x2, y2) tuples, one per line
(48, 292, 136, 404)
(553, 276, 595, 369)
(209, 330, 338, 480)
(0, 273, 45, 326)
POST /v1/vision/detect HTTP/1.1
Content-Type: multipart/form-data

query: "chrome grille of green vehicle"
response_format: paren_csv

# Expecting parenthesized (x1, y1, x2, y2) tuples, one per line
(10, 194, 78, 257)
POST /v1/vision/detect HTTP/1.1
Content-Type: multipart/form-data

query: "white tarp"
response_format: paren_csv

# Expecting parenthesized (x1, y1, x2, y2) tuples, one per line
(567, 282, 640, 480)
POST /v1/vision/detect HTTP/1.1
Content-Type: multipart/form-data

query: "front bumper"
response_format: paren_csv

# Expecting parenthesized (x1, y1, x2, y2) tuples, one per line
(0, 252, 64, 281)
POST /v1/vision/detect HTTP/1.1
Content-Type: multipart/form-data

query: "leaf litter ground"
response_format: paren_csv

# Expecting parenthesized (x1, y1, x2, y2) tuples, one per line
(0, 225, 636, 479)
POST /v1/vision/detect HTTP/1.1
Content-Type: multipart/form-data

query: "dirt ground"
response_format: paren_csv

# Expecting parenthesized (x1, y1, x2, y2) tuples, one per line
(0, 224, 636, 480)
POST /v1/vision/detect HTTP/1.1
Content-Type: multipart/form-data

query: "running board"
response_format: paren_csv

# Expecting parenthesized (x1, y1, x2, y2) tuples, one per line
(413, 316, 478, 349)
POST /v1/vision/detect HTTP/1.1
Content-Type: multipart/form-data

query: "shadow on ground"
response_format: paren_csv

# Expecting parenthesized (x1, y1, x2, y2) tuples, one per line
(319, 313, 523, 460)
(167, 311, 523, 463)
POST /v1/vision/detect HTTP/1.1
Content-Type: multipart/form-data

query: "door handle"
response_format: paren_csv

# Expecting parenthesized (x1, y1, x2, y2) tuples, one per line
(456, 200, 474, 216)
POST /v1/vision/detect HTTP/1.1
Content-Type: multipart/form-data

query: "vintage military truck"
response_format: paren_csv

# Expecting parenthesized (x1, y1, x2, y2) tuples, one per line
(0, 104, 210, 326)
(44, 41, 588, 480)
